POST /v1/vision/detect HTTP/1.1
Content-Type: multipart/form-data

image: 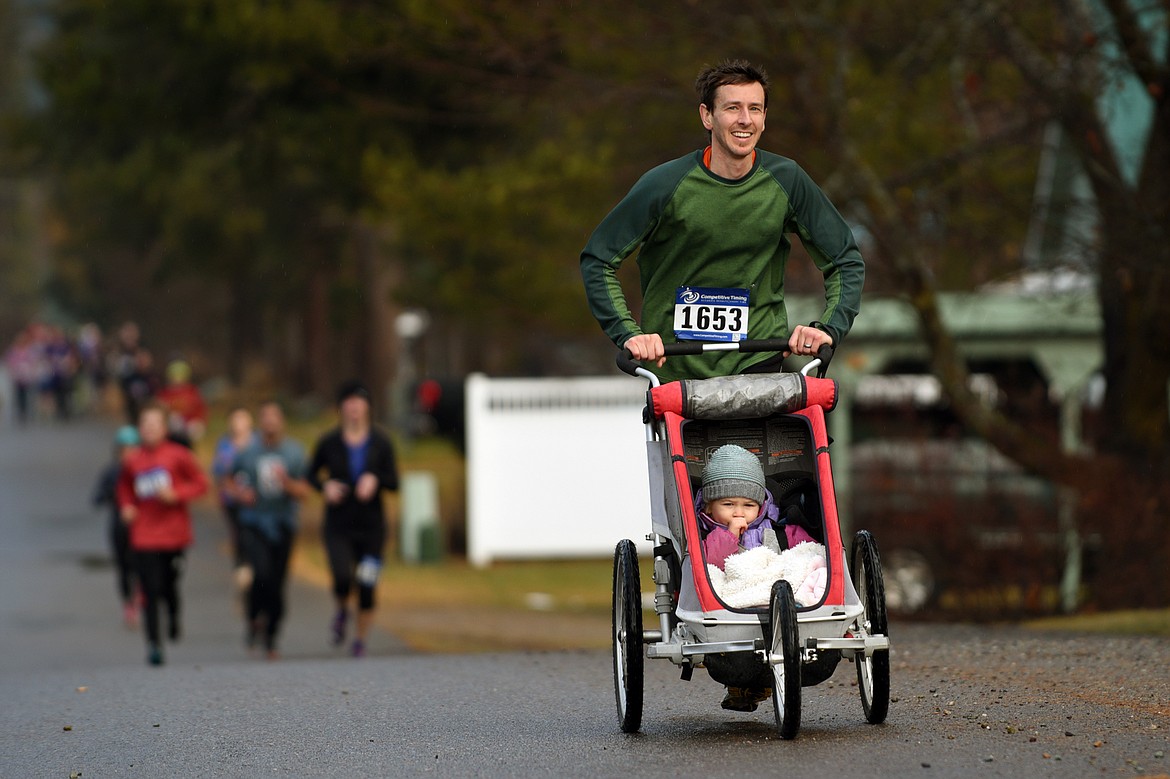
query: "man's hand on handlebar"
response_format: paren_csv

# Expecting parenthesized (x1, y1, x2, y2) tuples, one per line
(786, 324, 833, 358)
(624, 333, 666, 367)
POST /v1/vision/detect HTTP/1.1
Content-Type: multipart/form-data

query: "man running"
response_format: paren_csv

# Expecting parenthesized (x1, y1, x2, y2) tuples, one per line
(580, 59, 865, 381)
(225, 401, 308, 659)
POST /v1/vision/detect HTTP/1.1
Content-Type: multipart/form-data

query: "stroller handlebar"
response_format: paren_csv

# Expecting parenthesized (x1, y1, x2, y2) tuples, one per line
(616, 340, 834, 379)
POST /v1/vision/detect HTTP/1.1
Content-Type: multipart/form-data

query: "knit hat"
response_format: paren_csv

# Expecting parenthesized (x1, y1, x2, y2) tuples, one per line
(701, 444, 766, 505)
(165, 360, 192, 383)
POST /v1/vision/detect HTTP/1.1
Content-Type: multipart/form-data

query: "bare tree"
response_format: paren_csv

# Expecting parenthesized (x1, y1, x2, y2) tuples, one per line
(775, 0, 1170, 607)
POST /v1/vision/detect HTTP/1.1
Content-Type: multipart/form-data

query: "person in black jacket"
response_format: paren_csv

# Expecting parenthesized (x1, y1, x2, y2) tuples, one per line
(307, 380, 399, 657)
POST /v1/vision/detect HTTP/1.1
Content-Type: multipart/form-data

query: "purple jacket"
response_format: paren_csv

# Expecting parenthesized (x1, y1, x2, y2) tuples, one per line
(695, 488, 815, 570)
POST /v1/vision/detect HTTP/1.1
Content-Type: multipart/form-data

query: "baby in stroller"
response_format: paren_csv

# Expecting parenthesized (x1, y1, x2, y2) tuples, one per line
(696, 444, 823, 713)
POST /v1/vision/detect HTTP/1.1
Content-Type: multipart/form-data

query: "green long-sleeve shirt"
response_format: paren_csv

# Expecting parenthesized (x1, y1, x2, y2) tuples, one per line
(580, 148, 865, 382)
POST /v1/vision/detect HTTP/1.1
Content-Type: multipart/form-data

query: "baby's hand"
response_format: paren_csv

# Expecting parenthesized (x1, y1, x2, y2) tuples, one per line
(728, 516, 750, 538)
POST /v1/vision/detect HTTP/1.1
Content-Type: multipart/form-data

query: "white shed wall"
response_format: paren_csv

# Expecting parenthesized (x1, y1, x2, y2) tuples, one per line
(465, 374, 653, 566)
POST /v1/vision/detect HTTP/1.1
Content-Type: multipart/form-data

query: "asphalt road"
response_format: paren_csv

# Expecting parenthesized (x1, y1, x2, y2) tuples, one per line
(2, 418, 1168, 778)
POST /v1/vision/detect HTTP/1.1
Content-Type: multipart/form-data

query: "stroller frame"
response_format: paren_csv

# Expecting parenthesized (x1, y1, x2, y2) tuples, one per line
(611, 340, 891, 739)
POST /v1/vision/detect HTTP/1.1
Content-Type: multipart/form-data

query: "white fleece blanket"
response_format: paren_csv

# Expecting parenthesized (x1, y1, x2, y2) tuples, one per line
(707, 542, 828, 609)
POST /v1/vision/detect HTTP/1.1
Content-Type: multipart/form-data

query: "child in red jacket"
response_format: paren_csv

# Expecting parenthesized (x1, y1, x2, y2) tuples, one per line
(117, 402, 208, 665)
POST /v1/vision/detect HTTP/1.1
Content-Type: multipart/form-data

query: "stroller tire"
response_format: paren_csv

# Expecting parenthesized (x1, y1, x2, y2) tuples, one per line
(612, 539, 643, 733)
(851, 529, 891, 724)
(768, 579, 802, 740)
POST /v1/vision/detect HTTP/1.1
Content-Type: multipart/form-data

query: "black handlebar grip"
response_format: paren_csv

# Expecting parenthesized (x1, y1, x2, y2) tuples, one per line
(616, 348, 642, 376)
(660, 342, 706, 356)
(738, 338, 792, 354)
(815, 344, 834, 378)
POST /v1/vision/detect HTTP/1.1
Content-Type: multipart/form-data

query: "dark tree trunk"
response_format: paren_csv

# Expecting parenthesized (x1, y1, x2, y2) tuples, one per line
(302, 266, 331, 397)
(1087, 84, 1170, 465)
(1095, 207, 1170, 463)
(225, 267, 262, 386)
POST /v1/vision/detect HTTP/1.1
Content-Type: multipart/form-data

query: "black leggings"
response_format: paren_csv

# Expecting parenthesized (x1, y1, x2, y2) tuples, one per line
(133, 550, 184, 645)
(238, 526, 293, 647)
(324, 528, 385, 611)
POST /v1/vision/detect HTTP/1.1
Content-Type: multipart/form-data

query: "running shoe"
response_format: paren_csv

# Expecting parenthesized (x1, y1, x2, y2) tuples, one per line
(351, 639, 365, 658)
(330, 609, 348, 646)
(147, 644, 164, 666)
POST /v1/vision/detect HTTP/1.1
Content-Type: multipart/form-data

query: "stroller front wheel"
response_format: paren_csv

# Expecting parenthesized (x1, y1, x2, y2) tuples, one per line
(769, 579, 802, 740)
(612, 539, 643, 733)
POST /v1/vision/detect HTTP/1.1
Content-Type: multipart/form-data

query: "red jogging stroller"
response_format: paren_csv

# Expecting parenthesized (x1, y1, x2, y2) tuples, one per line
(611, 339, 890, 739)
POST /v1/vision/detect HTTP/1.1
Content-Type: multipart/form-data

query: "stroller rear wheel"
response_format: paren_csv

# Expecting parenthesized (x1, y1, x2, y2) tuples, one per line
(768, 579, 802, 740)
(851, 529, 890, 724)
(612, 539, 643, 733)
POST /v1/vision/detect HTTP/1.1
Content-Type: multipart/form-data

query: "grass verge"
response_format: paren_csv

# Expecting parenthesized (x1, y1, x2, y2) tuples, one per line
(1022, 609, 1170, 637)
(292, 544, 614, 653)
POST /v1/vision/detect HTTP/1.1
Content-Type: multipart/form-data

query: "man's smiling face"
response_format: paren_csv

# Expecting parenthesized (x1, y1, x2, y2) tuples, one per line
(700, 81, 767, 168)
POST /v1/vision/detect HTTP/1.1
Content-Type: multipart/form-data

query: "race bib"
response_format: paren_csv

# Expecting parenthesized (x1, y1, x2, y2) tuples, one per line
(134, 467, 172, 499)
(256, 454, 286, 498)
(356, 555, 382, 586)
(674, 286, 750, 342)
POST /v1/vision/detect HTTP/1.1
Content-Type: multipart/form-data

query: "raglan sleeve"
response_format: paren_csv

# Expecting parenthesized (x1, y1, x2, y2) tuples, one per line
(785, 164, 865, 345)
(579, 164, 677, 348)
(374, 435, 399, 493)
(305, 437, 328, 492)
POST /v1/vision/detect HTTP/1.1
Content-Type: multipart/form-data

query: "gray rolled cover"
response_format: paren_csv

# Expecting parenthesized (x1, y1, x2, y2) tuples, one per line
(680, 372, 807, 419)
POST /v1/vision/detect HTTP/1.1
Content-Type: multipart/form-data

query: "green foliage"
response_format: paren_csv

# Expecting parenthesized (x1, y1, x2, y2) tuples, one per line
(8, 0, 1054, 374)
(366, 137, 612, 334)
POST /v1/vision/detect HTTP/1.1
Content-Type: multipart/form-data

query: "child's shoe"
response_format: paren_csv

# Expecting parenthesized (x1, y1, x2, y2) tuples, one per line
(720, 686, 770, 712)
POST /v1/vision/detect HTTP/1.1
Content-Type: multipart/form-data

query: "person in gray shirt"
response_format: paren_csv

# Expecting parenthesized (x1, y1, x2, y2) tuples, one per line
(225, 401, 309, 659)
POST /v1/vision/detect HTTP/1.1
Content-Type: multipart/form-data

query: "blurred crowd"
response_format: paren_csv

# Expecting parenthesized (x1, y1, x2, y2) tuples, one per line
(90, 380, 397, 665)
(2, 320, 207, 443)
(4, 318, 401, 664)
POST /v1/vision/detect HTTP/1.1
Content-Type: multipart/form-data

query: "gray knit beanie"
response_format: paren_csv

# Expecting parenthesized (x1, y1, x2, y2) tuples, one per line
(701, 444, 766, 504)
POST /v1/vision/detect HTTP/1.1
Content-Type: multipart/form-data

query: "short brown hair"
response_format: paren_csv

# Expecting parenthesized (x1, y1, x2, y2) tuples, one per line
(138, 401, 168, 421)
(695, 59, 770, 111)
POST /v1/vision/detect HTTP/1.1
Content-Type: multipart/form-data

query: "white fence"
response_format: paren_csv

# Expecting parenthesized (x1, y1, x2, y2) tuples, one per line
(465, 374, 653, 566)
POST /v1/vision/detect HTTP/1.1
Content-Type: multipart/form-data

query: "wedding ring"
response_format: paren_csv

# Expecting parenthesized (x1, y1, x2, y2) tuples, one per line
(803, 343, 812, 348)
